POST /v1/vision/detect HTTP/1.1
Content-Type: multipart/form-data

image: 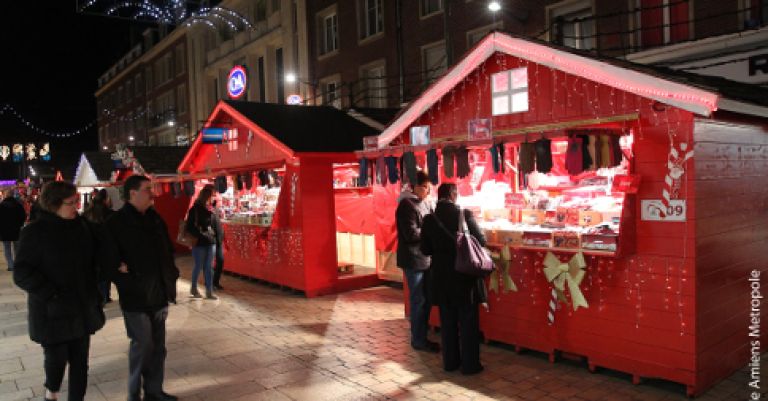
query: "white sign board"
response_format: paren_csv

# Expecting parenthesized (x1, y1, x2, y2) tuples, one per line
(641, 199, 687, 222)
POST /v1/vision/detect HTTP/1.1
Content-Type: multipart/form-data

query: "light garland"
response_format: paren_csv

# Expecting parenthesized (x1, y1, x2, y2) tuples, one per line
(0, 104, 92, 138)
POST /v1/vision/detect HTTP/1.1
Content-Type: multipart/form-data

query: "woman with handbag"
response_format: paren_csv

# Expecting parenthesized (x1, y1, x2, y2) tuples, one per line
(185, 185, 218, 300)
(420, 183, 488, 375)
(13, 181, 106, 401)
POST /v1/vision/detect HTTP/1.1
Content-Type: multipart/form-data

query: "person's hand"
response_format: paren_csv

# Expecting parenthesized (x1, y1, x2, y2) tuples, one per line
(481, 302, 489, 312)
(118, 263, 129, 274)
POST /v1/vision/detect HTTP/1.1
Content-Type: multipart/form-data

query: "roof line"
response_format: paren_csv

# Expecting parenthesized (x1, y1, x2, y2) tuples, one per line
(717, 99, 768, 118)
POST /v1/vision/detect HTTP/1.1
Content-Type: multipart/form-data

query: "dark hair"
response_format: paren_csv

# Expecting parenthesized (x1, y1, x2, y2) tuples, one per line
(414, 170, 430, 186)
(39, 181, 77, 213)
(93, 188, 109, 204)
(123, 175, 150, 200)
(437, 183, 457, 200)
(196, 184, 214, 205)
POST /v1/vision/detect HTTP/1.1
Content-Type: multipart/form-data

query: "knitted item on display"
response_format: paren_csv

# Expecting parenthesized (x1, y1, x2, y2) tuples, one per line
(402, 152, 417, 184)
(565, 136, 584, 176)
(456, 146, 470, 178)
(442, 146, 456, 178)
(426, 149, 439, 184)
(518, 142, 535, 174)
(358, 158, 369, 186)
(377, 157, 387, 186)
(534, 138, 553, 173)
(183, 180, 196, 197)
(385, 156, 399, 184)
(215, 176, 228, 193)
(489, 145, 500, 173)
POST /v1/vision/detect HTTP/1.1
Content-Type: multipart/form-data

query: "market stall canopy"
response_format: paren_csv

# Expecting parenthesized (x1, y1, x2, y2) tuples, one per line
(73, 151, 115, 187)
(178, 100, 382, 174)
(129, 146, 189, 177)
(377, 31, 768, 148)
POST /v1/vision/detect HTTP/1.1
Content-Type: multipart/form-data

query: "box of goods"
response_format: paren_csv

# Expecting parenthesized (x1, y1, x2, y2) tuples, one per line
(601, 210, 622, 225)
(483, 208, 510, 221)
(556, 207, 581, 226)
(578, 210, 603, 226)
(521, 209, 546, 225)
(523, 231, 552, 248)
(581, 234, 618, 252)
(498, 230, 524, 246)
(553, 231, 580, 249)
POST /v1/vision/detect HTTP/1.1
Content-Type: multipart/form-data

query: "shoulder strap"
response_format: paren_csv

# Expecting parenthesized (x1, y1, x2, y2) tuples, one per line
(458, 207, 468, 234)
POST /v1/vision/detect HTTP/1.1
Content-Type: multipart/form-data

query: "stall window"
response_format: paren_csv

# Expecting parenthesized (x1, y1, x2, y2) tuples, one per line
(491, 67, 529, 115)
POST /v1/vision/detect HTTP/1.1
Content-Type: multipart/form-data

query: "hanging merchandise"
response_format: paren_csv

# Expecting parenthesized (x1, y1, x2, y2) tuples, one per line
(377, 156, 387, 186)
(385, 156, 399, 184)
(518, 142, 535, 174)
(456, 146, 470, 178)
(257, 170, 270, 186)
(610, 135, 623, 167)
(579, 134, 593, 170)
(565, 135, 584, 176)
(235, 174, 244, 191)
(402, 151, 417, 184)
(489, 145, 500, 173)
(599, 135, 612, 168)
(442, 146, 456, 178)
(534, 137, 553, 173)
(183, 180, 196, 197)
(426, 149, 439, 184)
(215, 175, 228, 193)
(358, 158, 369, 186)
(243, 171, 253, 189)
(498, 143, 506, 173)
(171, 181, 182, 198)
(586, 133, 598, 170)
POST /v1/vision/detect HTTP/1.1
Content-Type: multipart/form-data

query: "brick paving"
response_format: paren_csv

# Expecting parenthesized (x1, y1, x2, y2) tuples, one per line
(0, 256, 765, 401)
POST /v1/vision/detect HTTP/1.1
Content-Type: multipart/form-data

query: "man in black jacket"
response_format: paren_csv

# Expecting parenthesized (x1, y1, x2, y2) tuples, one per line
(104, 175, 179, 401)
(0, 188, 27, 271)
(395, 170, 439, 353)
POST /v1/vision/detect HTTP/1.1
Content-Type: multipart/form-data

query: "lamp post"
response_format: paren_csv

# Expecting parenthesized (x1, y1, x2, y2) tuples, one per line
(488, 1, 501, 24)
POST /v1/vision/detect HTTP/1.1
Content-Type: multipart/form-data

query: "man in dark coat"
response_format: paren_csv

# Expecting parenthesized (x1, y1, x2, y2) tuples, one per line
(395, 170, 439, 353)
(0, 188, 27, 271)
(104, 175, 179, 401)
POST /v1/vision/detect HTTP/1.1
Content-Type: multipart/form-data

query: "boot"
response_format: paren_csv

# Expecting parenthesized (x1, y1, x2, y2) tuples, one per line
(190, 287, 202, 298)
(205, 290, 217, 300)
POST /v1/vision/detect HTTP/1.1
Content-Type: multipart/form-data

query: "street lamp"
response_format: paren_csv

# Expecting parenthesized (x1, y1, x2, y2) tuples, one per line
(284, 73, 297, 83)
(488, 1, 501, 12)
(128, 135, 135, 142)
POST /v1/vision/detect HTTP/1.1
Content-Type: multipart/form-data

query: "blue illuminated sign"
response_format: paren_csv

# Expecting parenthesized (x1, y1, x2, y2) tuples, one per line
(227, 65, 247, 99)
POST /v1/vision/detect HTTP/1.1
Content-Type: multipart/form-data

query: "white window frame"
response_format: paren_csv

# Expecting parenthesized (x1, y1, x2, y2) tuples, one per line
(318, 5, 339, 56)
(358, 0, 384, 40)
(359, 60, 386, 108)
(491, 67, 529, 115)
(546, 0, 596, 50)
(632, 0, 694, 48)
(421, 41, 448, 85)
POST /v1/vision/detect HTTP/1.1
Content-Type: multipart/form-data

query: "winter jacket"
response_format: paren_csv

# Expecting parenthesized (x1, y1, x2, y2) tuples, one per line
(395, 192, 432, 271)
(211, 209, 224, 245)
(0, 197, 27, 241)
(83, 202, 114, 224)
(185, 202, 216, 247)
(421, 200, 488, 306)
(104, 203, 179, 312)
(13, 212, 106, 344)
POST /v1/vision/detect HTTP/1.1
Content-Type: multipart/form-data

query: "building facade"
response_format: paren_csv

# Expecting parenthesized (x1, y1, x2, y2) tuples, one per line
(96, 27, 196, 150)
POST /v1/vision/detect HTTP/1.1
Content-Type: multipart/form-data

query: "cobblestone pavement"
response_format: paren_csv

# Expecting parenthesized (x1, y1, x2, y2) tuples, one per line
(0, 256, 765, 401)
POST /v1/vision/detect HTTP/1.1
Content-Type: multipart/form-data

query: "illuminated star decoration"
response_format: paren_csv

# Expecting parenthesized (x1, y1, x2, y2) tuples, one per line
(78, 1, 252, 32)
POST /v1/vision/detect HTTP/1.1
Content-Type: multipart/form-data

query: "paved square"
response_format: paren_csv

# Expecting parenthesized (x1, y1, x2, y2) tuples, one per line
(0, 256, 764, 400)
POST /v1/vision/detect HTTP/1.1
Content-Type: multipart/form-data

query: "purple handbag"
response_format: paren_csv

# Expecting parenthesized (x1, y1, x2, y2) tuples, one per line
(454, 208, 495, 276)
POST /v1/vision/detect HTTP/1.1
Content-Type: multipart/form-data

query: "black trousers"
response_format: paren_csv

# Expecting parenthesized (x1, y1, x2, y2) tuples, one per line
(42, 335, 91, 401)
(438, 303, 482, 373)
(213, 242, 224, 286)
(123, 307, 168, 401)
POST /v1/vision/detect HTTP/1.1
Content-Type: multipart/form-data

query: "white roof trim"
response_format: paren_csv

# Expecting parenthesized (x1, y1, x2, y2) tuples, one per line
(378, 32, 721, 148)
(717, 99, 768, 118)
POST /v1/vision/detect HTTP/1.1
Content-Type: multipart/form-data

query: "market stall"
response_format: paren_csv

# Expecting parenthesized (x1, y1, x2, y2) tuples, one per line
(177, 100, 383, 297)
(73, 151, 123, 210)
(360, 32, 768, 396)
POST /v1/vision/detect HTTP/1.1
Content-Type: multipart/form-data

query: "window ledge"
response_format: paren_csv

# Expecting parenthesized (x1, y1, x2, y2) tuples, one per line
(318, 49, 340, 61)
(358, 31, 385, 46)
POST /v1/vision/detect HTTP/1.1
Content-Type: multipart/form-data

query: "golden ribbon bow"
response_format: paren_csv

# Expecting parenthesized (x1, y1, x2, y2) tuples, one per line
(542, 252, 588, 310)
(489, 246, 517, 294)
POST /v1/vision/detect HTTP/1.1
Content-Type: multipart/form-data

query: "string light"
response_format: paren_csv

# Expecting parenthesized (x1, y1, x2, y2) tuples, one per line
(0, 104, 93, 138)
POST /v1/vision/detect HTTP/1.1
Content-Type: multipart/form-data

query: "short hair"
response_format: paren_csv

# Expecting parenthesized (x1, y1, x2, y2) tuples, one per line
(93, 188, 109, 204)
(196, 184, 215, 205)
(122, 175, 150, 200)
(39, 181, 77, 213)
(414, 170, 430, 186)
(437, 183, 457, 200)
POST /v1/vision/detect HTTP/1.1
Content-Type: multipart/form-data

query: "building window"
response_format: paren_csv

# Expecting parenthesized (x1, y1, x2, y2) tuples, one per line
(175, 45, 186, 75)
(320, 13, 339, 55)
(258, 57, 266, 102)
(254, 0, 267, 21)
(177, 84, 187, 114)
(358, 0, 383, 39)
(548, 0, 595, 50)
(360, 63, 386, 108)
(135, 73, 143, 98)
(324, 81, 341, 108)
(491, 67, 528, 115)
(740, 0, 768, 28)
(272, 0, 281, 13)
(420, 0, 442, 17)
(634, 0, 690, 49)
(422, 42, 447, 85)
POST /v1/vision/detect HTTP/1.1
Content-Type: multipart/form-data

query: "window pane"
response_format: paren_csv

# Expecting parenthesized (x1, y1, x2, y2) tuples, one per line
(492, 95, 509, 115)
(510, 68, 528, 89)
(511, 92, 529, 112)
(492, 72, 509, 93)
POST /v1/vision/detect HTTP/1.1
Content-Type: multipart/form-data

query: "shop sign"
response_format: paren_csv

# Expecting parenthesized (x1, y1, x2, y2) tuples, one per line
(227, 65, 247, 99)
(468, 118, 492, 140)
(286, 94, 303, 105)
(641, 199, 686, 222)
(410, 126, 430, 145)
(612, 174, 641, 193)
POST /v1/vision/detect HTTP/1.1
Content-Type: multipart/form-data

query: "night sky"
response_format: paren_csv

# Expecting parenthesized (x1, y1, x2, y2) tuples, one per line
(0, 2, 136, 180)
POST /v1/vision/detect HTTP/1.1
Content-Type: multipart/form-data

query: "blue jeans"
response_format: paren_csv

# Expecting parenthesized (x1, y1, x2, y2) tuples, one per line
(191, 245, 215, 293)
(2, 241, 17, 270)
(404, 268, 431, 348)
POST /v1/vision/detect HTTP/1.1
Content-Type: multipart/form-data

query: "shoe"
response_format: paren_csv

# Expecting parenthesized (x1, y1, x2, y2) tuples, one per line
(190, 288, 202, 298)
(213, 284, 224, 290)
(461, 365, 485, 375)
(144, 392, 178, 401)
(412, 340, 440, 353)
(205, 292, 218, 300)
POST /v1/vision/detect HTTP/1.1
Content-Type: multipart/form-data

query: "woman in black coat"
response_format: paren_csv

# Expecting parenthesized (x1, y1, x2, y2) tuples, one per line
(186, 184, 217, 299)
(83, 189, 115, 304)
(420, 183, 488, 375)
(13, 181, 106, 401)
